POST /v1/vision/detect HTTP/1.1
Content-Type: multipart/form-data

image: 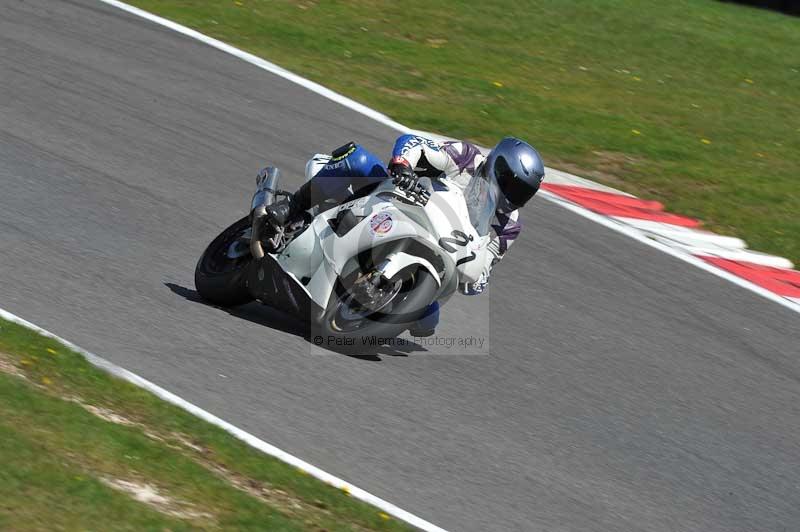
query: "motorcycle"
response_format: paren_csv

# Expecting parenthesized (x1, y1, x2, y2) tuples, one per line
(194, 162, 499, 342)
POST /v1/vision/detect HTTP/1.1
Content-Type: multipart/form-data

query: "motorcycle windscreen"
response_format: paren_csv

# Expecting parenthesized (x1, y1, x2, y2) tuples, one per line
(463, 171, 499, 236)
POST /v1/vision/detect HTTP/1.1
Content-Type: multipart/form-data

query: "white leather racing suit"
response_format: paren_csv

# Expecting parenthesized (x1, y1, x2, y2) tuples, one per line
(391, 134, 522, 295)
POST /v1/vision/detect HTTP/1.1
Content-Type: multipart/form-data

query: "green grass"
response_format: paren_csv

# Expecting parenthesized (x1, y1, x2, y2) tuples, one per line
(128, 0, 799, 264)
(0, 317, 411, 531)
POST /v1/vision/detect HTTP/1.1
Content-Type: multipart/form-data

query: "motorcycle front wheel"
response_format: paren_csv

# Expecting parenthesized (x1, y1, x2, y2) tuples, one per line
(317, 265, 439, 343)
(194, 216, 255, 307)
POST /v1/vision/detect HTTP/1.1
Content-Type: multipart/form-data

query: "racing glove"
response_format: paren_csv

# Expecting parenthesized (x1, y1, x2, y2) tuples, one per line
(389, 156, 431, 205)
(389, 156, 418, 191)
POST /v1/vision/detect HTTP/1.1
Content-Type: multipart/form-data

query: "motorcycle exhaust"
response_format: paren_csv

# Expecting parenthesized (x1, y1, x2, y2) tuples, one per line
(250, 167, 281, 259)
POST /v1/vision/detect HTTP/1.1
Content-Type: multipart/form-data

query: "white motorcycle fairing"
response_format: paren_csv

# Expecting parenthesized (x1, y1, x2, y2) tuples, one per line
(248, 178, 490, 322)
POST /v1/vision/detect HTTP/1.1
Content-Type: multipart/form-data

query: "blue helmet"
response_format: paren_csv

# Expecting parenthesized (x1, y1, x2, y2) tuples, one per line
(481, 137, 545, 212)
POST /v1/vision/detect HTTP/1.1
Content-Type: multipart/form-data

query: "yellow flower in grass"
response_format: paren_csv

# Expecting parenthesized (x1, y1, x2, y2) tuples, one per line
(701, 138, 712, 145)
(41, 376, 52, 385)
(631, 129, 641, 135)
(744, 78, 754, 84)
(492, 81, 503, 88)
(379, 512, 391, 520)
(46, 348, 58, 355)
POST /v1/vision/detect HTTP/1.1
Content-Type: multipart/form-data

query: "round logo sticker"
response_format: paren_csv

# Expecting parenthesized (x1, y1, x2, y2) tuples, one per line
(369, 212, 393, 236)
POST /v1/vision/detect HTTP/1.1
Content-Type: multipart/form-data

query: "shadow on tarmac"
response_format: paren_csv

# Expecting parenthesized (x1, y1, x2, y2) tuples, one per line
(164, 282, 427, 360)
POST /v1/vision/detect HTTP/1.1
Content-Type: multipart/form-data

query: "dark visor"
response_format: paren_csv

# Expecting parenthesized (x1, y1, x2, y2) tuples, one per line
(494, 156, 537, 208)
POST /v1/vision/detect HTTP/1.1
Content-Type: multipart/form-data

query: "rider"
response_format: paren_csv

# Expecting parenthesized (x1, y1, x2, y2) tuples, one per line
(262, 135, 545, 336)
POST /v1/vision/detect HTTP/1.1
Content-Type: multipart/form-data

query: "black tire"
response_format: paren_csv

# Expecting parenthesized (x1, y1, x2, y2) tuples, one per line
(194, 216, 255, 307)
(315, 266, 438, 344)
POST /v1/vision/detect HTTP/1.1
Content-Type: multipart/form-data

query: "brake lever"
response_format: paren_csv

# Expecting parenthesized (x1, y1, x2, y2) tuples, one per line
(392, 174, 430, 206)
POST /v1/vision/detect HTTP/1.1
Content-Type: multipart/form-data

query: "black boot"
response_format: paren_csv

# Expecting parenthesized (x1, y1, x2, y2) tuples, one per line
(264, 177, 320, 228)
(264, 196, 298, 227)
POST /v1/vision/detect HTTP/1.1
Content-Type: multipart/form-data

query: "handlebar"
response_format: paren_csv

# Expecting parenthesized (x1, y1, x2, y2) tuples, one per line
(393, 175, 431, 206)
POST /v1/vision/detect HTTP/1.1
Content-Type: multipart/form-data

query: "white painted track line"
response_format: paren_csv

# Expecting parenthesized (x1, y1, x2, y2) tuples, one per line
(539, 191, 800, 314)
(0, 308, 446, 532)
(15, 0, 798, 526)
(1, 0, 791, 529)
(97, 0, 800, 316)
(98, 0, 414, 136)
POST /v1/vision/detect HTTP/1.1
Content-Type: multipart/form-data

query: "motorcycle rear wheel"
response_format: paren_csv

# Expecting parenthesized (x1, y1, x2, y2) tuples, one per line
(194, 216, 255, 307)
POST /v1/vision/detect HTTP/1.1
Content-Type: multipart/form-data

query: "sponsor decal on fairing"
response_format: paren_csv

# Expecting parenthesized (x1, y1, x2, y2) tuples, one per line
(368, 211, 393, 236)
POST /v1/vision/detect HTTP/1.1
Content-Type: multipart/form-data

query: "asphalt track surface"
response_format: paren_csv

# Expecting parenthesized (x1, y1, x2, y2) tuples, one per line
(2, 1, 799, 530)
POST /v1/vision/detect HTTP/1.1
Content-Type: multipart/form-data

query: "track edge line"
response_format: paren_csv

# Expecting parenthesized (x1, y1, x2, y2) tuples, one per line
(538, 191, 800, 315)
(0, 307, 448, 532)
(96, 0, 799, 317)
(96, 0, 799, 316)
